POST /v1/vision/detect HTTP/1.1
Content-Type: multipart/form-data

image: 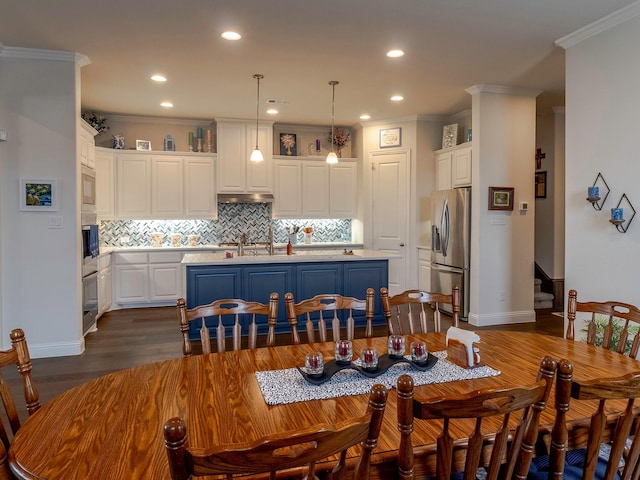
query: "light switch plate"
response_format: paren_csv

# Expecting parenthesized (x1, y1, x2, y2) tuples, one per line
(519, 201, 528, 211)
(48, 216, 63, 229)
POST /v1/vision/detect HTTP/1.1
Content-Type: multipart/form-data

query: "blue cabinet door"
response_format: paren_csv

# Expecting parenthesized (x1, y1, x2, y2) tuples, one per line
(243, 264, 295, 334)
(343, 260, 388, 328)
(185, 266, 242, 339)
(295, 262, 343, 299)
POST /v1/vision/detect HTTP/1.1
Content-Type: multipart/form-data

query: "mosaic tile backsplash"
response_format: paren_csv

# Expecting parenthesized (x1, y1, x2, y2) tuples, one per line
(100, 203, 352, 247)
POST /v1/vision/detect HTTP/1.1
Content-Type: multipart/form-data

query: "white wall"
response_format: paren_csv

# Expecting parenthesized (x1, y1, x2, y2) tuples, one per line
(0, 48, 85, 356)
(467, 86, 539, 326)
(561, 9, 640, 336)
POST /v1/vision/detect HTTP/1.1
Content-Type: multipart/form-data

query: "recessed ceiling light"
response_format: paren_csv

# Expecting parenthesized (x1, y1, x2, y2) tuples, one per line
(360, 114, 371, 120)
(266, 109, 279, 115)
(151, 75, 167, 82)
(386, 49, 404, 58)
(390, 95, 404, 102)
(221, 31, 241, 41)
(160, 102, 173, 108)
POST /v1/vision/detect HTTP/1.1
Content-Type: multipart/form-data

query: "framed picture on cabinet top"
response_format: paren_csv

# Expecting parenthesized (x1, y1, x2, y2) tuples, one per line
(379, 127, 401, 148)
(19, 178, 58, 211)
(136, 139, 151, 151)
(280, 133, 297, 156)
(488, 186, 514, 211)
(535, 171, 547, 198)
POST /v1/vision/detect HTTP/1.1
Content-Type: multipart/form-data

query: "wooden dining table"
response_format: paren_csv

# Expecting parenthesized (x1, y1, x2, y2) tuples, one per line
(8, 331, 640, 479)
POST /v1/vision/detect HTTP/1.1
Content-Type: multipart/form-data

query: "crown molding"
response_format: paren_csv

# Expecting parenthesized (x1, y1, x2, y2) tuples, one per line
(0, 46, 90, 66)
(555, 1, 640, 49)
(107, 114, 214, 126)
(465, 84, 542, 98)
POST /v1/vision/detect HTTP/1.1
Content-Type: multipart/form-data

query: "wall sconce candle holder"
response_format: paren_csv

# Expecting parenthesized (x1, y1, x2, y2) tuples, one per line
(609, 193, 636, 233)
(586, 172, 610, 210)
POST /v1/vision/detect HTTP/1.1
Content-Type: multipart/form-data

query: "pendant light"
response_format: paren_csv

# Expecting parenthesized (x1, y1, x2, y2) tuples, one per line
(326, 80, 339, 164)
(250, 74, 264, 162)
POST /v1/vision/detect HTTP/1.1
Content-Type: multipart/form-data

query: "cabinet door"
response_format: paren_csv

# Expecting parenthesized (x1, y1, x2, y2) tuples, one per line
(217, 122, 247, 192)
(149, 263, 182, 301)
(246, 124, 273, 192)
(330, 162, 358, 218)
(302, 162, 329, 217)
(152, 156, 183, 218)
(452, 146, 472, 187)
(296, 263, 343, 299)
(243, 264, 294, 328)
(436, 152, 452, 191)
(116, 154, 151, 218)
(114, 264, 148, 303)
(185, 157, 216, 218)
(104, 267, 112, 312)
(343, 260, 388, 326)
(272, 161, 302, 218)
(95, 149, 115, 220)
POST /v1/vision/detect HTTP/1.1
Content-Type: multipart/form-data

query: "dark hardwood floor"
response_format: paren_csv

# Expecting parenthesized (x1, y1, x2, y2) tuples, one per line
(6, 306, 563, 420)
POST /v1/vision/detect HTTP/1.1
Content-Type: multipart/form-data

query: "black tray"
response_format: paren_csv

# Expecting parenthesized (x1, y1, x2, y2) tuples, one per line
(296, 353, 438, 385)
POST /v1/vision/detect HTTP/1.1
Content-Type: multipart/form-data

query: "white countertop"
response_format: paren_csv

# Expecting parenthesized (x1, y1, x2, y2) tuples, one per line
(181, 249, 397, 265)
(101, 242, 362, 255)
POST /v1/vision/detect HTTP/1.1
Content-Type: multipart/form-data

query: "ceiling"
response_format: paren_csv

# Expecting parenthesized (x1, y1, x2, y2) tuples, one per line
(0, 0, 634, 127)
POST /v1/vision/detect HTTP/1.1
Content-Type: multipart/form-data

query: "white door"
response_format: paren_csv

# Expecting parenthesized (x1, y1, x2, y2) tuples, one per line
(370, 150, 409, 295)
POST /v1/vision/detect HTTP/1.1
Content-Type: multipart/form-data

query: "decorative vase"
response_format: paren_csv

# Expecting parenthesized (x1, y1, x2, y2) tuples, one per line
(336, 147, 342, 158)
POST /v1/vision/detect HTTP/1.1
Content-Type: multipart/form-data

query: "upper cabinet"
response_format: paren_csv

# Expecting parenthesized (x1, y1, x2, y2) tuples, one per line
(97, 148, 216, 220)
(216, 119, 273, 193)
(435, 142, 472, 190)
(79, 120, 98, 169)
(273, 157, 358, 219)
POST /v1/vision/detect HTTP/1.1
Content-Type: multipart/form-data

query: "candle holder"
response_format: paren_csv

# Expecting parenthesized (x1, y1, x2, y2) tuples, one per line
(334, 340, 353, 364)
(304, 352, 324, 377)
(359, 347, 379, 371)
(410, 341, 429, 364)
(586, 172, 610, 211)
(387, 335, 405, 358)
(610, 193, 636, 233)
(197, 138, 203, 153)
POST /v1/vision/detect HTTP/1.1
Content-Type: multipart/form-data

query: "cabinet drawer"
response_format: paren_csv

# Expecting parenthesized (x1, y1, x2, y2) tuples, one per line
(149, 251, 183, 263)
(98, 254, 112, 270)
(114, 252, 148, 264)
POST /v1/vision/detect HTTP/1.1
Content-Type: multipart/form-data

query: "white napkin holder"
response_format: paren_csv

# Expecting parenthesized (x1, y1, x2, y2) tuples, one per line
(446, 326, 481, 368)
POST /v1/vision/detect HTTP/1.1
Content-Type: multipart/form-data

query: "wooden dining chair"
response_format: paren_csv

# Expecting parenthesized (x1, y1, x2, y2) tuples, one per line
(0, 328, 40, 477)
(381, 284, 460, 335)
(164, 383, 388, 480)
(566, 289, 640, 357)
(396, 356, 557, 480)
(284, 288, 375, 344)
(177, 293, 279, 356)
(530, 369, 640, 480)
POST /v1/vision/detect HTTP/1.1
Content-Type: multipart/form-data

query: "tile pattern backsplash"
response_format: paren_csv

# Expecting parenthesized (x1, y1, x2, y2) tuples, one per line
(100, 203, 352, 247)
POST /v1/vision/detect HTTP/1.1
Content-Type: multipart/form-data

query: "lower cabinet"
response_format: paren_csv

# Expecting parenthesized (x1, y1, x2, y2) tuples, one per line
(113, 251, 184, 305)
(97, 254, 112, 319)
(186, 260, 388, 339)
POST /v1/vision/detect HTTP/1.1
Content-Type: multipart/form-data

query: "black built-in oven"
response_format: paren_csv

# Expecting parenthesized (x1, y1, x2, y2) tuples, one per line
(81, 225, 99, 334)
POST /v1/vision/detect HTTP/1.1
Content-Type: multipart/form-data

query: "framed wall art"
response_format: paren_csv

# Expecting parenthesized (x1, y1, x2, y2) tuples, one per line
(535, 171, 547, 198)
(488, 186, 514, 211)
(280, 133, 297, 156)
(379, 127, 401, 148)
(19, 178, 58, 211)
(136, 139, 151, 151)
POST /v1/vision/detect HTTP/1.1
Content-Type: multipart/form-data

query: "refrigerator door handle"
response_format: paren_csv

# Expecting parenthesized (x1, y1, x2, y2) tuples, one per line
(432, 224, 440, 251)
(441, 199, 450, 257)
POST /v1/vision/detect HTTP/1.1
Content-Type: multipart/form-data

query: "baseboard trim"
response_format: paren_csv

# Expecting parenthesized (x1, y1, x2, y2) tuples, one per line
(29, 338, 85, 359)
(467, 310, 536, 327)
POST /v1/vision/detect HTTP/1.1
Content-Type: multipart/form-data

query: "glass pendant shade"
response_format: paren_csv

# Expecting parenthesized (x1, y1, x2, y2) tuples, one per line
(250, 148, 264, 162)
(251, 74, 264, 162)
(326, 152, 338, 164)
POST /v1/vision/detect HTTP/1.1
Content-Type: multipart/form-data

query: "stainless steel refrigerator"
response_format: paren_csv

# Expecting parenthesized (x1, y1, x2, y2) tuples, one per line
(431, 187, 471, 319)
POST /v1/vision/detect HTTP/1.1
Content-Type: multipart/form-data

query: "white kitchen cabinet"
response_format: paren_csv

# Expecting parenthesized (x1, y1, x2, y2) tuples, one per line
(114, 264, 148, 304)
(79, 120, 97, 169)
(452, 145, 472, 187)
(116, 153, 152, 218)
(95, 148, 115, 220)
(184, 157, 216, 218)
(418, 249, 431, 291)
(152, 155, 184, 218)
(329, 161, 358, 218)
(97, 254, 112, 318)
(273, 157, 358, 219)
(111, 151, 216, 219)
(216, 119, 273, 193)
(435, 142, 472, 190)
(273, 160, 303, 218)
(148, 251, 183, 302)
(302, 162, 330, 217)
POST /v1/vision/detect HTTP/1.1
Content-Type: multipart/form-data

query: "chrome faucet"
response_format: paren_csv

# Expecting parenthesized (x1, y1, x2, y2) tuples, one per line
(267, 225, 274, 255)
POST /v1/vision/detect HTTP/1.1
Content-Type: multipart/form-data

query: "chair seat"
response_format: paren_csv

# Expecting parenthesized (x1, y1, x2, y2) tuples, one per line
(528, 448, 620, 480)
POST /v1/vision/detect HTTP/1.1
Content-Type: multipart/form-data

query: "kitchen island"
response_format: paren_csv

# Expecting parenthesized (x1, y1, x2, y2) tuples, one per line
(182, 249, 393, 339)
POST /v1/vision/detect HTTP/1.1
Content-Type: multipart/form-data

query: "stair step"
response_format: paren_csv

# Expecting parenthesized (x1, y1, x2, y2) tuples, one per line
(534, 290, 554, 309)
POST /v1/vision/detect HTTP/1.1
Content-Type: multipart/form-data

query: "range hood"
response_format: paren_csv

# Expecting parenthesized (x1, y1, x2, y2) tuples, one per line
(217, 193, 274, 204)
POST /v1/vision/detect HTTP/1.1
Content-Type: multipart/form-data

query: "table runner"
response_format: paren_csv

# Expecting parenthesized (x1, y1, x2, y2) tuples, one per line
(255, 351, 501, 405)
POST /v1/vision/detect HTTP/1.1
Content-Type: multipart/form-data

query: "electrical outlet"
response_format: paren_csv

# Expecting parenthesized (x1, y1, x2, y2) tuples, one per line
(48, 216, 63, 229)
(519, 201, 528, 211)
